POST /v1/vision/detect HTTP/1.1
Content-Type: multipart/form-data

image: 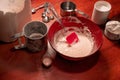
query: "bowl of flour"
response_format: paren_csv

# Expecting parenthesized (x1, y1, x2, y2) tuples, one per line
(48, 16, 103, 60)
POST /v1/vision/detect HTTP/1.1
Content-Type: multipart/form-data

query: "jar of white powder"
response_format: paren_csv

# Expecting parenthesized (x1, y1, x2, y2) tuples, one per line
(104, 20, 120, 40)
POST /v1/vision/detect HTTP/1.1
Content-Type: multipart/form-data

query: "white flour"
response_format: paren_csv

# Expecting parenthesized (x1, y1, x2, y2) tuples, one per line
(53, 27, 94, 58)
(99, 5, 109, 11)
(29, 33, 44, 39)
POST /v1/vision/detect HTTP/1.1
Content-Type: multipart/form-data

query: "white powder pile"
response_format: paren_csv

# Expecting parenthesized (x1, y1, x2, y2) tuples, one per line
(53, 27, 94, 58)
(106, 21, 120, 34)
(97, 5, 109, 12)
(29, 33, 44, 39)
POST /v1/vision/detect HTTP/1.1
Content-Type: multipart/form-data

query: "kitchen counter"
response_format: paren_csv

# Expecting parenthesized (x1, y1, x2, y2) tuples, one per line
(0, 0, 120, 80)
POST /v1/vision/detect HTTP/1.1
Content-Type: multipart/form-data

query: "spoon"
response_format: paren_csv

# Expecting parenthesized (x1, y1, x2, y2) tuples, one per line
(42, 16, 50, 23)
(31, 4, 44, 14)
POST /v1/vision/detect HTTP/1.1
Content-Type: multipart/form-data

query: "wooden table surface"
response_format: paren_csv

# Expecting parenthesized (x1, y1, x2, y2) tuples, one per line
(0, 0, 120, 80)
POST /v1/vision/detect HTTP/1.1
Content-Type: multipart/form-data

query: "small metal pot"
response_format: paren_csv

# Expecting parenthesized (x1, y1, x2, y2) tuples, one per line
(60, 1, 76, 17)
(60, 1, 89, 18)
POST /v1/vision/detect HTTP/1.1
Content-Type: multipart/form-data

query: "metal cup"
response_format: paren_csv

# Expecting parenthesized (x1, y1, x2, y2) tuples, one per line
(60, 1, 89, 18)
(14, 21, 48, 52)
(60, 1, 76, 16)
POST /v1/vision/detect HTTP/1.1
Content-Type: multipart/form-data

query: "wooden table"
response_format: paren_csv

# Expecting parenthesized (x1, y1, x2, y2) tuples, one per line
(0, 0, 120, 80)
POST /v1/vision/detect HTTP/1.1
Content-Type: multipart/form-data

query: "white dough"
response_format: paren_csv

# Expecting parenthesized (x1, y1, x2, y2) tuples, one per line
(53, 27, 94, 58)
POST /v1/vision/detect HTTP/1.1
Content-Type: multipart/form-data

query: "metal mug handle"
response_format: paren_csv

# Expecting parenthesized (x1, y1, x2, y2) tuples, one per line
(75, 9, 89, 18)
(11, 32, 26, 49)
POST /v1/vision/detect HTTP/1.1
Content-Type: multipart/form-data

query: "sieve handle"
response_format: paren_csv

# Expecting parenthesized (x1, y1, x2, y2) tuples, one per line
(11, 32, 26, 49)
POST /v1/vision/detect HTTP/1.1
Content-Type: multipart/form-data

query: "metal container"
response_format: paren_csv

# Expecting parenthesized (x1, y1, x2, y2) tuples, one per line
(60, 1, 76, 16)
(60, 1, 89, 18)
(14, 21, 48, 53)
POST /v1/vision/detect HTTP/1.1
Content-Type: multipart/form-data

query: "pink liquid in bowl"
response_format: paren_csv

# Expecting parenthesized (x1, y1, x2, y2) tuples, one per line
(47, 16, 103, 60)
